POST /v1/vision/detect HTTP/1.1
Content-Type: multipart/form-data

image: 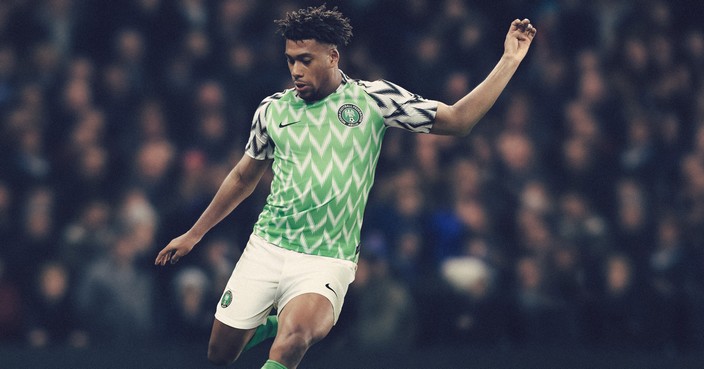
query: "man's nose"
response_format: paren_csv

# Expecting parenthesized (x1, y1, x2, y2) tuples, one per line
(291, 62, 303, 78)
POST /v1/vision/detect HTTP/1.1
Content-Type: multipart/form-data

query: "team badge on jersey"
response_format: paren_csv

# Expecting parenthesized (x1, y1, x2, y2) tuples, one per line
(337, 104, 363, 127)
(221, 290, 233, 308)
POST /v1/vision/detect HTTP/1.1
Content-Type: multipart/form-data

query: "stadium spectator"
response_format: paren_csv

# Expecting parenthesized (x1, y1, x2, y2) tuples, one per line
(166, 266, 213, 343)
(25, 261, 87, 348)
(75, 231, 155, 344)
(344, 255, 418, 352)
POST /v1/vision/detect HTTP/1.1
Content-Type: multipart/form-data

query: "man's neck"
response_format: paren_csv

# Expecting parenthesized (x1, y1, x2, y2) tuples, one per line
(313, 69, 343, 101)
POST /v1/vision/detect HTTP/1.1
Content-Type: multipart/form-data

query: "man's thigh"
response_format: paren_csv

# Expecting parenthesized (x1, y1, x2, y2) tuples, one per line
(268, 293, 336, 368)
(277, 253, 357, 325)
(215, 234, 283, 329)
(277, 293, 335, 340)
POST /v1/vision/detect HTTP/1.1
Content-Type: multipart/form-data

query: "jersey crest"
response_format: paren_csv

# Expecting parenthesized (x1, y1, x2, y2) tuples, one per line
(337, 104, 363, 127)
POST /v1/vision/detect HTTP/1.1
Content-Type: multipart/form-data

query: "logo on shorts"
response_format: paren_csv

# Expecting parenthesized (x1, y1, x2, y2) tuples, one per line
(221, 290, 233, 308)
(325, 283, 338, 298)
(337, 104, 363, 127)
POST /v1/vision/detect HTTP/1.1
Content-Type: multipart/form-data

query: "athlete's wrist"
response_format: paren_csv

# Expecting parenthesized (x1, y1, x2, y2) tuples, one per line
(185, 229, 205, 243)
(499, 53, 523, 66)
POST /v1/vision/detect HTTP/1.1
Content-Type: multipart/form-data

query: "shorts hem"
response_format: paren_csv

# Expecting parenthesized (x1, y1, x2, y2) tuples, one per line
(278, 291, 339, 325)
(213, 312, 265, 330)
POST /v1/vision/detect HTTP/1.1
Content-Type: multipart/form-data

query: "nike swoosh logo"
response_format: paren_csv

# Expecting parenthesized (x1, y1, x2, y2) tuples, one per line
(279, 121, 301, 128)
(325, 283, 338, 298)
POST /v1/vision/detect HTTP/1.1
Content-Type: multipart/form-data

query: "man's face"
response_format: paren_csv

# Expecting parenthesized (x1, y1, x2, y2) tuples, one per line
(285, 39, 338, 101)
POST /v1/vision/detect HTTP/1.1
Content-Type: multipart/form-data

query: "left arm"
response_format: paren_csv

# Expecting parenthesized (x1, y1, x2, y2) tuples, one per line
(431, 18, 537, 136)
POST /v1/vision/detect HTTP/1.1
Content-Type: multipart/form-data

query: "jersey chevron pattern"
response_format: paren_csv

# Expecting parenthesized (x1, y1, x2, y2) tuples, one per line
(245, 72, 438, 261)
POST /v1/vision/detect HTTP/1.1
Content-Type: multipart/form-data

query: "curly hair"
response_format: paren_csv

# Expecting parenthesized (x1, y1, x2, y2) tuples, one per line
(275, 5, 353, 47)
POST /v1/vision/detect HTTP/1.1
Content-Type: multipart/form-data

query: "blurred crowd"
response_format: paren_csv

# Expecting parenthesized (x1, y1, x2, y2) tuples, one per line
(1, 0, 703, 356)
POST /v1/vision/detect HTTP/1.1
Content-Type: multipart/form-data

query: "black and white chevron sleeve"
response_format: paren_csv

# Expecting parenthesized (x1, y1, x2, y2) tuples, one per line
(361, 79, 438, 133)
(244, 94, 279, 160)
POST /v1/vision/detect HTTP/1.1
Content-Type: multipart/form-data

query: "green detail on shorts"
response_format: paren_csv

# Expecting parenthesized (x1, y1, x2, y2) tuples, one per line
(252, 81, 387, 262)
(220, 290, 232, 308)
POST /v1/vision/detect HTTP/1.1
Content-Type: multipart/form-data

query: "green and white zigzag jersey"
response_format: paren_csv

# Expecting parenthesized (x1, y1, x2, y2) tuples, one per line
(245, 71, 438, 262)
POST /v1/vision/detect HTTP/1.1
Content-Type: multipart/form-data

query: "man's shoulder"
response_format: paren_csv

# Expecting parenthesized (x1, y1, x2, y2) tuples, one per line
(345, 76, 414, 102)
(252, 89, 299, 123)
(345, 77, 422, 113)
(344, 76, 390, 92)
(258, 89, 294, 108)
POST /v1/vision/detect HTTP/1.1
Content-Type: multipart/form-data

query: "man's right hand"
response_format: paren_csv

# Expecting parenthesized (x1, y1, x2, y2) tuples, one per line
(154, 232, 201, 266)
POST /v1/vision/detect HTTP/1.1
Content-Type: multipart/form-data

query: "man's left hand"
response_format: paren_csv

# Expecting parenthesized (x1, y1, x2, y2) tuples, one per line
(504, 18, 537, 62)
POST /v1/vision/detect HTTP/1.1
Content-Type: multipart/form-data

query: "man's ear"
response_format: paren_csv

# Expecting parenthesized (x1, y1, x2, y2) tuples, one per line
(329, 48, 340, 66)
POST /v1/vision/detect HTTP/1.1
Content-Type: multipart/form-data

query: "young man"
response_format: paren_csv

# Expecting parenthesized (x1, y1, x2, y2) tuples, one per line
(155, 5, 536, 369)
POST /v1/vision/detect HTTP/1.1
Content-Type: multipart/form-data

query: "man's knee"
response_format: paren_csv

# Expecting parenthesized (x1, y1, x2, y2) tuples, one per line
(271, 325, 328, 361)
(270, 332, 309, 365)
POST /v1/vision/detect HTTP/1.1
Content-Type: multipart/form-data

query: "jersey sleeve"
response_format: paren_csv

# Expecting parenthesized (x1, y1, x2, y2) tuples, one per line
(244, 97, 276, 160)
(361, 79, 439, 133)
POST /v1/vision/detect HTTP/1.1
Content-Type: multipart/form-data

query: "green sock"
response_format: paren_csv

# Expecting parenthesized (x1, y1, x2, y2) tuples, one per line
(261, 359, 287, 369)
(244, 315, 278, 352)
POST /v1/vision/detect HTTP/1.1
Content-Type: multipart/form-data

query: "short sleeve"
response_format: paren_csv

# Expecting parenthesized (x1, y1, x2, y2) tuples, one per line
(245, 97, 276, 160)
(361, 79, 438, 133)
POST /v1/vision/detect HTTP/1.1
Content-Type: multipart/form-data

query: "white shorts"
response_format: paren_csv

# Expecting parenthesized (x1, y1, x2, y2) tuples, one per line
(214, 234, 357, 330)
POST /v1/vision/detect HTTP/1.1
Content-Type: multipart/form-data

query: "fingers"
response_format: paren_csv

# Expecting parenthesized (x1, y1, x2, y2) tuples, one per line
(155, 241, 191, 266)
(155, 234, 197, 266)
(170, 250, 181, 265)
(511, 18, 537, 38)
(512, 18, 529, 30)
(525, 23, 537, 38)
(154, 247, 171, 266)
(155, 246, 178, 266)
